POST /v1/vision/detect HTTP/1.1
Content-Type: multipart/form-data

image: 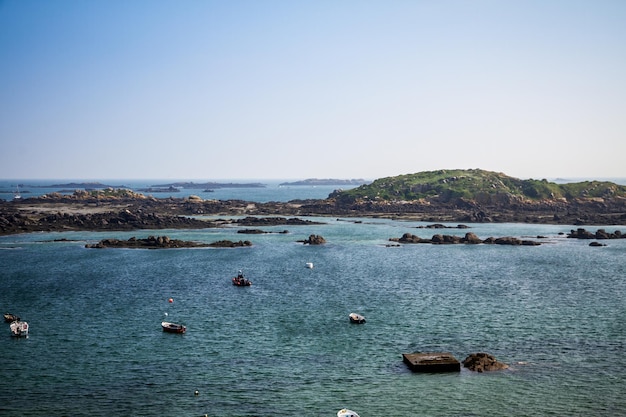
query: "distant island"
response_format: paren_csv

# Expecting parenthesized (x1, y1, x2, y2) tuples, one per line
(151, 181, 265, 189)
(279, 178, 370, 186)
(136, 186, 180, 193)
(31, 182, 129, 189)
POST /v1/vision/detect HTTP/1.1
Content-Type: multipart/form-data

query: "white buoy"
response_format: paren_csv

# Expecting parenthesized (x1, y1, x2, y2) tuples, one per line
(306, 262, 313, 269)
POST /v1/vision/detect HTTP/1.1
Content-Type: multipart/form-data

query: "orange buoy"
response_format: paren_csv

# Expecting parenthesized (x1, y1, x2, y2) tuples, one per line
(168, 298, 173, 303)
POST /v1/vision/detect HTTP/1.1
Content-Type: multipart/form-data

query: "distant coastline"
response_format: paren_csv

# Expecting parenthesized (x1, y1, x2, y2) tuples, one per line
(279, 178, 370, 186)
(150, 181, 265, 189)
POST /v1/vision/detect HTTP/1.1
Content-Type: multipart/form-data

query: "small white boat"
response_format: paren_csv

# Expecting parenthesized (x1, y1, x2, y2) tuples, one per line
(337, 408, 360, 417)
(305, 262, 313, 269)
(349, 313, 366, 324)
(10, 321, 29, 337)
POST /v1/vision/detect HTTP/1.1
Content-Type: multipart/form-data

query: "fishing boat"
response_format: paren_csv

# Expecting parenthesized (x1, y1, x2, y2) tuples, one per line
(4, 313, 20, 323)
(349, 313, 366, 324)
(337, 409, 360, 417)
(10, 321, 29, 337)
(232, 270, 252, 286)
(161, 321, 186, 334)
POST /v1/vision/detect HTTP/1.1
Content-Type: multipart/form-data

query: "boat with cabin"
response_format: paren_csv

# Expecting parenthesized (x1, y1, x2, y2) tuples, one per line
(232, 270, 252, 286)
(10, 321, 29, 337)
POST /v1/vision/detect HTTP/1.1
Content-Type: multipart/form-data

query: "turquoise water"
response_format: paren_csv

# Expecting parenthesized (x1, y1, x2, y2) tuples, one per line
(1, 186, 626, 416)
(0, 179, 357, 202)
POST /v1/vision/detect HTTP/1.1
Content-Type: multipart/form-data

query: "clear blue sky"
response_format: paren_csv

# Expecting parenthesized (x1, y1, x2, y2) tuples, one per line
(1, 0, 625, 180)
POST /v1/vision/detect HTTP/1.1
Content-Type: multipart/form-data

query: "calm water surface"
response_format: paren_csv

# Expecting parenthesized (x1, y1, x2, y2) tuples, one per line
(1, 184, 626, 416)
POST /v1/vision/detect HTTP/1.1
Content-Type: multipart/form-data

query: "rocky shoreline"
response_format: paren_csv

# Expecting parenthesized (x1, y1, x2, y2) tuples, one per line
(1, 191, 625, 236)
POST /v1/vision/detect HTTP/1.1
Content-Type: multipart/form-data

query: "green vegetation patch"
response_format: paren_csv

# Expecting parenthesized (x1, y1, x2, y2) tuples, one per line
(333, 169, 626, 202)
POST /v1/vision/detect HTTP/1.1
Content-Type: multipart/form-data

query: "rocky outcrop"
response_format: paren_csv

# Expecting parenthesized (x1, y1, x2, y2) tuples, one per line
(0, 208, 213, 235)
(462, 353, 509, 372)
(234, 216, 323, 226)
(3, 186, 625, 237)
(567, 228, 624, 239)
(85, 236, 251, 249)
(237, 229, 289, 234)
(86, 235, 207, 249)
(207, 240, 252, 248)
(391, 232, 541, 246)
(299, 234, 326, 245)
(416, 224, 470, 229)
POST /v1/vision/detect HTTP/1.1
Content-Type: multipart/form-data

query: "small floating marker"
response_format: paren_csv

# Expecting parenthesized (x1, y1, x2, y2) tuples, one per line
(168, 298, 173, 303)
(305, 262, 313, 269)
(194, 390, 199, 396)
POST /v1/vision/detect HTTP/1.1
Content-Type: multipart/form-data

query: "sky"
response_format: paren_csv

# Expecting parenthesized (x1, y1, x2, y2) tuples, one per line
(1, 0, 625, 181)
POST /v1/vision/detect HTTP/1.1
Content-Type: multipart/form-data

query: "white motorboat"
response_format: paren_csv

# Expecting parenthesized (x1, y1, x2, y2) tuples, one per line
(337, 409, 360, 417)
(10, 320, 29, 337)
(349, 313, 366, 324)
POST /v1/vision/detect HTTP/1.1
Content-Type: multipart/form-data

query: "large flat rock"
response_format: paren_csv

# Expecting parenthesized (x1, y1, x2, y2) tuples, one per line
(402, 352, 461, 373)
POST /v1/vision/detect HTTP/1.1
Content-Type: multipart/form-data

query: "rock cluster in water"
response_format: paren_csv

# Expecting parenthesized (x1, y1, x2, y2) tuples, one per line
(85, 235, 251, 249)
(391, 232, 541, 246)
(567, 228, 624, 240)
(0, 208, 212, 235)
(298, 234, 326, 245)
(234, 216, 323, 226)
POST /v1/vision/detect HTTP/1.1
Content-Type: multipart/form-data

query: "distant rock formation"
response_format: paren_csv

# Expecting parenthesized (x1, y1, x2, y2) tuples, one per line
(0, 208, 213, 235)
(234, 216, 323, 226)
(416, 224, 470, 229)
(567, 228, 624, 239)
(462, 353, 509, 372)
(299, 234, 326, 245)
(237, 229, 289, 234)
(207, 240, 252, 248)
(150, 181, 265, 189)
(136, 186, 180, 193)
(86, 235, 206, 249)
(279, 178, 369, 186)
(391, 232, 541, 246)
(85, 235, 252, 249)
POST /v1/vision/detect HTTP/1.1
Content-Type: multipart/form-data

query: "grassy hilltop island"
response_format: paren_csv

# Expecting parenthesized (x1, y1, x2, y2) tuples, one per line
(331, 169, 626, 202)
(313, 169, 626, 224)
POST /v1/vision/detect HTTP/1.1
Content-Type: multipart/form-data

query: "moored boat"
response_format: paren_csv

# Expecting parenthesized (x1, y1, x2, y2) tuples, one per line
(232, 270, 252, 286)
(337, 408, 360, 417)
(349, 313, 366, 324)
(10, 321, 29, 337)
(4, 313, 20, 323)
(161, 321, 186, 334)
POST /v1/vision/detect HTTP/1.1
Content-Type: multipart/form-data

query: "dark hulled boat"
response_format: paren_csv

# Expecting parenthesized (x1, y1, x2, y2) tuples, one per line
(161, 321, 186, 334)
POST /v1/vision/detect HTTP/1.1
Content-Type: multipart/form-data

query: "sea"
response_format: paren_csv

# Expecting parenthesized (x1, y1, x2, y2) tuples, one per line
(1, 179, 626, 417)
